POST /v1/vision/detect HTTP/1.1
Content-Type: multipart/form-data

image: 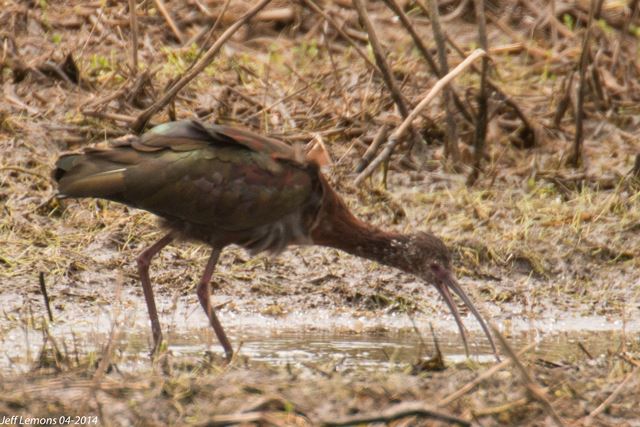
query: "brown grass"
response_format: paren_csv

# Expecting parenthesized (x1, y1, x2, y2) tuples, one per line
(1, 0, 639, 425)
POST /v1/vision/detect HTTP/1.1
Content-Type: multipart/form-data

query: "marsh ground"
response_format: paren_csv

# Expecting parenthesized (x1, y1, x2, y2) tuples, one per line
(1, 0, 639, 425)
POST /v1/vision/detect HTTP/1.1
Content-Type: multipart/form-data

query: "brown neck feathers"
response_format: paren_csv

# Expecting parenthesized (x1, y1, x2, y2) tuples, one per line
(310, 176, 413, 273)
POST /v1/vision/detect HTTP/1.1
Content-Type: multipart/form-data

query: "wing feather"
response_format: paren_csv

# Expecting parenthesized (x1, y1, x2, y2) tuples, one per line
(54, 120, 319, 238)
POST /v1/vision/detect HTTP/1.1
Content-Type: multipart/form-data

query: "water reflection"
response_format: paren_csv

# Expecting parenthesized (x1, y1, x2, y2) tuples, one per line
(1, 305, 638, 372)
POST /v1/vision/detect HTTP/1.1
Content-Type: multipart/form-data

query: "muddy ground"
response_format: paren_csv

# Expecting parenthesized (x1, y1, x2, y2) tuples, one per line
(1, 0, 640, 426)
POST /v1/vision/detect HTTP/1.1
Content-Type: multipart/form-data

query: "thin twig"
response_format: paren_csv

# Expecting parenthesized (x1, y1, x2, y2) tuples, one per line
(485, 10, 558, 61)
(210, 0, 232, 36)
(351, 0, 410, 119)
(352, 0, 420, 181)
(582, 367, 639, 423)
(631, 153, 640, 178)
(197, 412, 285, 427)
(322, 21, 350, 116)
(572, 0, 601, 167)
(442, 0, 470, 22)
(153, 0, 183, 43)
(426, 0, 460, 162)
(0, 166, 51, 183)
(468, 0, 490, 186)
(550, 0, 558, 45)
(321, 401, 470, 427)
(355, 49, 486, 185)
(245, 73, 332, 121)
(355, 125, 389, 173)
(128, 0, 138, 74)
(473, 397, 529, 417)
(130, 0, 272, 132)
(384, 0, 472, 124)
(612, 0, 639, 72)
(299, 0, 381, 75)
(428, 323, 443, 363)
(446, 33, 538, 147)
(92, 324, 121, 386)
(491, 325, 566, 427)
(389, 0, 439, 74)
(553, 71, 575, 128)
(4, 90, 40, 115)
(85, 110, 138, 124)
(188, 0, 232, 64)
(38, 272, 54, 322)
(438, 342, 536, 406)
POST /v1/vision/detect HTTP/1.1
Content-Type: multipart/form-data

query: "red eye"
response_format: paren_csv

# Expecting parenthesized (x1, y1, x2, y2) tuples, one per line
(430, 263, 440, 272)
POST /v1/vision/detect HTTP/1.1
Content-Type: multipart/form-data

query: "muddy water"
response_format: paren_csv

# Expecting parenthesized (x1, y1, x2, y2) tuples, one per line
(1, 292, 638, 372)
(168, 328, 636, 369)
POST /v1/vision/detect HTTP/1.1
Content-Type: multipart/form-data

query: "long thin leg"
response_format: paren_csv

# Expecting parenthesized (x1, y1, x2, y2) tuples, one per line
(136, 231, 175, 354)
(196, 247, 233, 361)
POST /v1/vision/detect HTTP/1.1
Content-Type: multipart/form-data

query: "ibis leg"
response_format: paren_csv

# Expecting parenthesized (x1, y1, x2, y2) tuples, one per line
(136, 231, 175, 354)
(196, 247, 233, 361)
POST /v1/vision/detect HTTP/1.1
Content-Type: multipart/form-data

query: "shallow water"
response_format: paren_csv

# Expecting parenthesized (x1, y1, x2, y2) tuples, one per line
(168, 327, 638, 369)
(1, 292, 638, 372)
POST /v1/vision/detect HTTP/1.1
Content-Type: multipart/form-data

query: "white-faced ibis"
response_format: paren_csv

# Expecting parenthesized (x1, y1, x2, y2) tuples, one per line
(54, 120, 498, 361)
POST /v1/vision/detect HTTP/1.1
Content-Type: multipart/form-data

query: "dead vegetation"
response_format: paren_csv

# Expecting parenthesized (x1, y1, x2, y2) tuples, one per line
(0, 327, 638, 426)
(1, 0, 640, 425)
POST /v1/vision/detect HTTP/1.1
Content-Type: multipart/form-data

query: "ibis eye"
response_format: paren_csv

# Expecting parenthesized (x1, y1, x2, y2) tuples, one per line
(430, 262, 441, 272)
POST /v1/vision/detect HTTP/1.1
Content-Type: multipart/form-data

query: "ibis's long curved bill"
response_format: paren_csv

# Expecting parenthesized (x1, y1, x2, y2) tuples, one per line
(434, 273, 499, 361)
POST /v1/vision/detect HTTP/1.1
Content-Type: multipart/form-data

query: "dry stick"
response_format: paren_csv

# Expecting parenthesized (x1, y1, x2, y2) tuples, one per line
(520, 0, 574, 41)
(299, 0, 381, 75)
(162, 0, 230, 123)
(128, 0, 138, 74)
(130, 0, 272, 132)
(468, 0, 490, 186)
(245, 74, 330, 121)
(256, 7, 295, 24)
(351, 0, 411, 119)
(385, 0, 473, 124)
(572, 0, 601, 168)
(485, 10, 556, 61)
(491, 325, 566, 427)
(548, 2, 565, 41)
(473, 397, 529, 417)
(390, 0, 439, 73)
(153, 0, 183, 43)
(553, 71, 575, 128)
(197, 412, 272, 427)
(83, 67, 157, 114)
(0, 166, 50, 183)
(441, 0, 470, 22)
(355, 49, 486, 185)
(632, 153, 640, 178)
(355, 124, 389, 173)
(321, 401, 470, 427)
(352, 0, 420, 184)
(428, 323, 444, 363)
(582, 367, 639, 423)
(92, 323, 121, 385)
(425, 0, 460, 162)
(189, 0, 232, 63)
(322, 22, 351, 117)
(86, 110, 138, 124)
(4, 91, 39, 115)
(446, 34, 537, 146)
(611, 0, 639, 72)
(438, 342, 536, 407)
(38, 272, 53, 322)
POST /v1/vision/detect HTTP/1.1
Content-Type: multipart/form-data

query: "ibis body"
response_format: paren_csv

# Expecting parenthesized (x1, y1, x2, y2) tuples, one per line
(54, 120, 497, 360)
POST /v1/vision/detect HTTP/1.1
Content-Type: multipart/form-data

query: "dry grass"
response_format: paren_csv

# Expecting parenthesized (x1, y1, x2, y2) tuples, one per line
(1, 0, 639, 425)
(0, 328, 638, 426)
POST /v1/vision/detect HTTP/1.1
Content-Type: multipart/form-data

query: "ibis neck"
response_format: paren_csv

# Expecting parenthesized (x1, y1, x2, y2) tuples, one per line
(323, 220, 412, 271)
(310, 183, 413, 273)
